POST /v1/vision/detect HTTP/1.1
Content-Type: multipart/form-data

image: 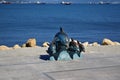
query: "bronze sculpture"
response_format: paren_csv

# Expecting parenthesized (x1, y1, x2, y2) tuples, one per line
(47, 28, 85, 61)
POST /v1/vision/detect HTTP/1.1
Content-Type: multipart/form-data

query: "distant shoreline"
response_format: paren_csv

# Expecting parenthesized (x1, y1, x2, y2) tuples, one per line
(0, 3, 120, 5)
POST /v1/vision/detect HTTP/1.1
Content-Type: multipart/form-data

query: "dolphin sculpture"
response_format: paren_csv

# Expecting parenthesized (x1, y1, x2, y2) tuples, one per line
(47, 28, 85, 61)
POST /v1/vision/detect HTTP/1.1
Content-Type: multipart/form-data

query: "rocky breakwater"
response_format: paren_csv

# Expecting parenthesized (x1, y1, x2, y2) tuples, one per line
(0, 45, 12, 50)
(42, 42, 50, 47)
(0, 38, 120, 51)
(82, 38, 120, 47)
(25, 38, 36, 47)
(0, 38, 37, 51)
(102, 38, 120, 45)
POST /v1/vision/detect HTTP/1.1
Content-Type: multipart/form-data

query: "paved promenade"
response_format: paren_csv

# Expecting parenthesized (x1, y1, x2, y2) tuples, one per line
(0, 46, 120, 80)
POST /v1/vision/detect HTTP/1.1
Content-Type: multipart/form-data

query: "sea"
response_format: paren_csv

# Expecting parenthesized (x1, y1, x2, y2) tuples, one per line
(0, 4, 120, 47)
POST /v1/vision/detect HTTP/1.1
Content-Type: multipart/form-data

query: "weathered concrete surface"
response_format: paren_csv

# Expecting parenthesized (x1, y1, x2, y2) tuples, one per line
(0, 46, 120, 80)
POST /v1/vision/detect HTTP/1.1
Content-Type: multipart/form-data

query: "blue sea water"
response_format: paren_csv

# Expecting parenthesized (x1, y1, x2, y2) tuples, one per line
(0, 4, 120, 46)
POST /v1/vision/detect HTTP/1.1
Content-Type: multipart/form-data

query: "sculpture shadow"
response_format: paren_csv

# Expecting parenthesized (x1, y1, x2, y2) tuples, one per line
(39, 54, 50, 61)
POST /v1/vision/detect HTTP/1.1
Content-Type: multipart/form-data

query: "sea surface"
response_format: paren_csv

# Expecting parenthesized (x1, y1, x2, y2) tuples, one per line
(0, 4, 120, 46)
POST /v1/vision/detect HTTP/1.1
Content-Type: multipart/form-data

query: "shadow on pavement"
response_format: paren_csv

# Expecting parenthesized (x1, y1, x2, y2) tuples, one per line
(39, 54, 50, 60)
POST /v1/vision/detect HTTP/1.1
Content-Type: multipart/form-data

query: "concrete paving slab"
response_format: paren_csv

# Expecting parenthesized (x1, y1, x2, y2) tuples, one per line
(46, 65, 120, 80)
(0, 46, 120, 80)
